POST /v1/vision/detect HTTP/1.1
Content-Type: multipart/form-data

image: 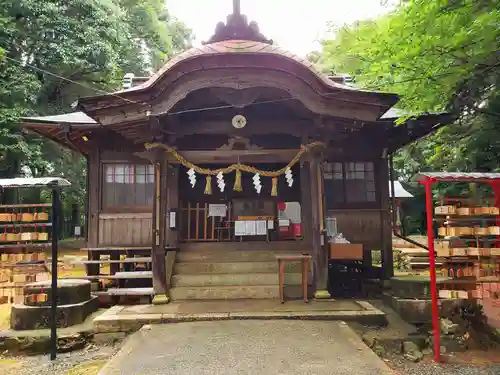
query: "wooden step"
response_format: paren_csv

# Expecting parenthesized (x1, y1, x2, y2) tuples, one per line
(71, 257, 152, 265)
(82, 247, 152, 252)
(410, 261, 443, 268)
(395, 248, 429, 256)
(95, 287, 154, 296)
(114, 271, 152, 279)
(62, 271, 152, 280)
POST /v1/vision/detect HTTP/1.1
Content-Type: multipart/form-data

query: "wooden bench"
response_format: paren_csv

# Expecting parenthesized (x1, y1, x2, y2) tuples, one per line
(276, 254, 311, 303)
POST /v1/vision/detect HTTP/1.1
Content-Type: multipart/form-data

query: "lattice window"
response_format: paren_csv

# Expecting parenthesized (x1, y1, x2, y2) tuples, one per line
(324, 162, 376, 207)
(102, 164, 154, 210)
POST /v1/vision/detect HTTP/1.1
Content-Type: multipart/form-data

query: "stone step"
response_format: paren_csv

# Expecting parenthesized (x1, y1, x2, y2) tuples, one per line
(95, 287, 154, 296)
(171, 272, 307, 287)
(174, 260, 305, 274)
(176, 250, 307, 263)
(169, 285, 280, 300)
(180, 241, 305, 252)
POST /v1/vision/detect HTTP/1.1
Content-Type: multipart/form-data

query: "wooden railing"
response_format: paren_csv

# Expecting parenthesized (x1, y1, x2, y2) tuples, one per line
(180, 201, 233, 242)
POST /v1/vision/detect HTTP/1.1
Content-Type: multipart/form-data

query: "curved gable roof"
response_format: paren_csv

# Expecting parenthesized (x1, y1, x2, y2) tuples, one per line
(78, 39, 399, 116)
(120, 40, 363, 95)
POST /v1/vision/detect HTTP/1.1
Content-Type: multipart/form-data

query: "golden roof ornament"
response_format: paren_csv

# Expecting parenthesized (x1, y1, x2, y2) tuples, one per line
(203, 0, 273, 45)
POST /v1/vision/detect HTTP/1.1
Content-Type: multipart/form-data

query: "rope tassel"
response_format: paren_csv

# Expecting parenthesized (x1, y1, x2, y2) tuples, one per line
(271, 177, 278, 197)
(233, 169, 243, 192)
(204, 175, 212, 195)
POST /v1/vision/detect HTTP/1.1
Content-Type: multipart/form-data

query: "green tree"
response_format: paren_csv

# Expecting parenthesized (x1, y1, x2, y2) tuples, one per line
(321, 0, 500, 233)
(322, 0, 500, 115)
(0, 0, 192, 229)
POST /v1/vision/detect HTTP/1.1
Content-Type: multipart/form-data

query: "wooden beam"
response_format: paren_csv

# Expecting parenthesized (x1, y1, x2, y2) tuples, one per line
(163, 119, 312, 137)
(164, 149, 301, 164)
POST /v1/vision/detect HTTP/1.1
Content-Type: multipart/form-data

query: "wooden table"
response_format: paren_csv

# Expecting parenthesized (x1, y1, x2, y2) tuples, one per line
(276, 254, 311, 303)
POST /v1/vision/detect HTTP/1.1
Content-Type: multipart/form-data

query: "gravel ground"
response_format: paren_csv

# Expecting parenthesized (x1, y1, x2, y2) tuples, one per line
(386, 353, 500, 375)
(100, 321, 394, 375)
(351, 301, 500, 375)
(0, 342, 120, 375)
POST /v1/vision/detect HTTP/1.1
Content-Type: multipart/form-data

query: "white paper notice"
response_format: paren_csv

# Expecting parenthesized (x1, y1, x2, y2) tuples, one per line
(245, 220, 256, 236)
(208, 204, 227, 217)
(279, 219, 290, 227)
(267, 220, 274, 230)
(256, 220, 267, 235)
(235, 221, 246, 236)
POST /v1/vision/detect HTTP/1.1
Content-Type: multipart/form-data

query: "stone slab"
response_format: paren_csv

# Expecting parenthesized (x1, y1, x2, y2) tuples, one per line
(0, 310, 105, 355)
(98, 320, 394, 375)
(92, 300, 386, 334)
(390, 276, 450, 299)
(382, 292, 465, 324)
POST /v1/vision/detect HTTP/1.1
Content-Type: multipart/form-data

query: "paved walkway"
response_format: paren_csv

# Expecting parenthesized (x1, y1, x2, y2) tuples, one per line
(99, 320, 395, 375)
(93, 300, 386, 334)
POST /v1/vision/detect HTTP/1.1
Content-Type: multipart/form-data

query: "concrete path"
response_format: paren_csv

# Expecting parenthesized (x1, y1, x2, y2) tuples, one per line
(99, 320, 395, 375)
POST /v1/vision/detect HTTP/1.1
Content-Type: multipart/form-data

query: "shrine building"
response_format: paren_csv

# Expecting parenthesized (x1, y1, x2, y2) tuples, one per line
(20, 2, 452, 301)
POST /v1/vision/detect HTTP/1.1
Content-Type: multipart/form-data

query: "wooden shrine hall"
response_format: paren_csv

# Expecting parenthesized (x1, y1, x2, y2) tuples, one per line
(20, 1, 453, 302)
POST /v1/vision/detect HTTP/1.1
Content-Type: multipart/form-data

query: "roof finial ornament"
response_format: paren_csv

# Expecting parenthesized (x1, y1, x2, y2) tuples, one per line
(202, 0, 272, 45)
(233, 0, 240, 15)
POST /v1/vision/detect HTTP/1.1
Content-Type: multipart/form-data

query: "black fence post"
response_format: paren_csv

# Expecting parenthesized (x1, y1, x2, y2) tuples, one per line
(50, 187, 60, 360)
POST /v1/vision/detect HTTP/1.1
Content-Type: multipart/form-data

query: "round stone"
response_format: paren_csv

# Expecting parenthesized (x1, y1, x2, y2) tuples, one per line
(24, 279, 91, 306)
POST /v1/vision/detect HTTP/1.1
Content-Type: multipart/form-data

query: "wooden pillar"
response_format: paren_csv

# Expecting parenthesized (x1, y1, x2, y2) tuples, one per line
(300, 161, 313, 248)
(87, 146, 100, 248)
(135, 148, 171, 302)
(87, 146, 100, 276)
(152, 160, 167, 295)
(165, 164, 179, 248)
(309, 157, 330, 299)
(378, 158, 394, 279)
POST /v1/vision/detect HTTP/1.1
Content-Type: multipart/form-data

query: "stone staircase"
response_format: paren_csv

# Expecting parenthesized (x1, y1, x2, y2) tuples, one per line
(169, 243, 311, 300)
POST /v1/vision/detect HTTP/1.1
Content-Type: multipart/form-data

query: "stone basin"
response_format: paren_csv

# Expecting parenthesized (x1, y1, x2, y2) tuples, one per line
(23, 279, 91, 307)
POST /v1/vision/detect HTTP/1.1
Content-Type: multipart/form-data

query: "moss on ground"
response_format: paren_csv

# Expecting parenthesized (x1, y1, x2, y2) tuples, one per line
(65, 359, 108, 375)
(0, 304, 10, 330)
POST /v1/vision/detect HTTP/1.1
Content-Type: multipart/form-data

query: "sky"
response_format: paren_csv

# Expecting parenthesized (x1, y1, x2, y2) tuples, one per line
(166, 0, 396, 56)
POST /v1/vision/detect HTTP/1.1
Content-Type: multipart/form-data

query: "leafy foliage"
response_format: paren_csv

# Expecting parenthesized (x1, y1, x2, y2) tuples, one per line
(321, 0, 500, 234)
(322, 0, 500, 115)
(0, 0, 192, 229)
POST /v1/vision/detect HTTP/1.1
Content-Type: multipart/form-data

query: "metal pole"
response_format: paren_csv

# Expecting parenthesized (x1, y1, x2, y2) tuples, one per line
(422, 178, 440, 362)
(50, 188, 60, 360)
